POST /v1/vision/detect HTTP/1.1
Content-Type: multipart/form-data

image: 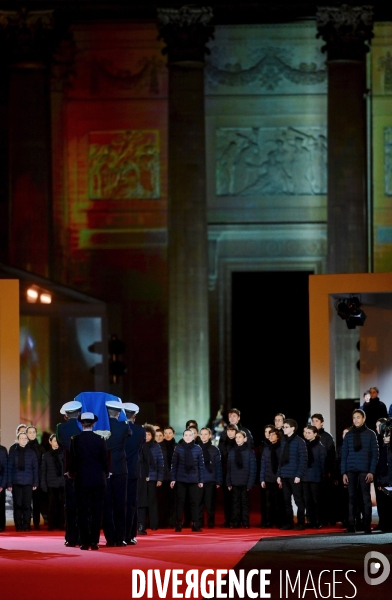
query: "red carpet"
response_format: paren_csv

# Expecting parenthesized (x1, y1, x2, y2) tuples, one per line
(0, 526, 339, 600)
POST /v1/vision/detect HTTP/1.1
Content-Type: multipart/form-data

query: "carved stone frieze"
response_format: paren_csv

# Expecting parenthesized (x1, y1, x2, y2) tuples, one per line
(206, 47, 326, 91)
(316, 4, 374, 61)
(157, 5, 214, 63)
(90, 55, 163, 96)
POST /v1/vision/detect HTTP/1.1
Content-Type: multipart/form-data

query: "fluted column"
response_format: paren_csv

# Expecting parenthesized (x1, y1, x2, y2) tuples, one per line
(157, 6, 214, 434)
(0, 9, 59, 276)
(316, 4, 373, 274)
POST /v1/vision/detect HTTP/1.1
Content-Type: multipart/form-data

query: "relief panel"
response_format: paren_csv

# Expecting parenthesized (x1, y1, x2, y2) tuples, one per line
(216, 126, 327, 197)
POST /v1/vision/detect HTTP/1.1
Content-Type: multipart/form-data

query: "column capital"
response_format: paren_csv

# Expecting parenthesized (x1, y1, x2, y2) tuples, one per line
(0, 7, 57, 68)
(157, 5, 214, 64)
(316, 4, 374, 61)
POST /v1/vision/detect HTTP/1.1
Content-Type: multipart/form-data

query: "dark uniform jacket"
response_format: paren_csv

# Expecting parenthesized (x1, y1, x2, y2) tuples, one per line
(197, 441, 223, 485)
(226, 443, 256, 488)
(125, 422, 145, 479)
(318, 428, 336, 475)
(341, 426, 379, 475)
(106, 418, 130, 475)
(69, 431, 109, 487)
(41, 449, 65, 491)
(260, 442, 282, 483)
(8, 446, 39, 487)
(302, 440, 327, 483)
(277, 434, 307, 480)
(171, 441, 205, 484)
(56, 419, 81, 451)
(0, 445, 8, 489)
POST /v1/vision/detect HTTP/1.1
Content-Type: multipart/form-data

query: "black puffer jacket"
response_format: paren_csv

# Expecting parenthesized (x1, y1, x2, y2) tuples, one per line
(41, 449, 65, 491)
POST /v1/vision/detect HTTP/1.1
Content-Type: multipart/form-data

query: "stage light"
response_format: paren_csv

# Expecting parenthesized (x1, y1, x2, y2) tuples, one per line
(40, 293, 52, 304)
(26, 288, 39, 302)
(335, 295, 366, 329)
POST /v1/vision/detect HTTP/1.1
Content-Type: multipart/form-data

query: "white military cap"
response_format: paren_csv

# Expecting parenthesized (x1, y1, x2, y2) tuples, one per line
(105, 399, 124, 411)
(79, 412, 98, 423)
(122, 403, 139, 415)
(60, 400, 82, 415)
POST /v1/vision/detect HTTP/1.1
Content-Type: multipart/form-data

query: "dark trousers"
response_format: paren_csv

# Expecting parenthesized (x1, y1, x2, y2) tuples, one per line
(75, 484, 105, 546)
(319, 478, 336, 525)
(125, 477, 138, 541)
(64, 477, 78, 545)
(223, 485, 232, 525)
(48, 487, 65, 530)
(199, 481, 217, 526)
(103, 473, 127, 544)
(264, 481, 284, 527)
(157, 480, 176, 528)
(138, 480, 159, 529)
(176, 482, 202, 527)
(302, 481, 321, 526)
(0, 488, 5, 530)
(375, 483, 392, 531)
(12, 484, 32, 528)
(31, 487, 41, 527)
(347, 471, 372, 528)
(231, 485, 250, 526)
(282, 478, 305, 525)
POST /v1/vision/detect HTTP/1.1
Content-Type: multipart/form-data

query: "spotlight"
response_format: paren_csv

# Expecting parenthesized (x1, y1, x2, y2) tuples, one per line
(27, 287, 39, 303)
(335, 295, 366, 329)
(40, 293, 52, 304)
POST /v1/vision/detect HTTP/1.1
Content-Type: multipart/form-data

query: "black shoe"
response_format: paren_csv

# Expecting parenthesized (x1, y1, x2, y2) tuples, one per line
(34, 525, 40, 531)
(138, 528, 147, 535)
(222, 522, 230, 528)
(262, 522, 273, 528)
(208, 524, 214, 529)
(106, 542, 116, 547)
(23, 527, 31, 532)
(115, 541, 127, 547)
(175, 524, 182, 532)
(91, 544, 99, 550)
(80, 545, 89, 550)
(345, 525, 356, 533)
(16, 527, 23, 532)
(280, 524, 294, 530)
(65, 542, 76, 547)
(128, 537, 138, 545)
(294, 523, 305, 531)
(363, 528, 372, 535)
(192, 526, 203, 532)
(151, 528, 158, 531)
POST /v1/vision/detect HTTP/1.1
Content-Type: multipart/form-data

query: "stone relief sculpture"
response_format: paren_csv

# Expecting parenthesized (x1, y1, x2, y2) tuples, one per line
(385, 128, 392, 196)
(378, 52, 392, 93)
(89, 130, 160, 199)
(216, 127, 327, 196)
(206, 46, 326, 92)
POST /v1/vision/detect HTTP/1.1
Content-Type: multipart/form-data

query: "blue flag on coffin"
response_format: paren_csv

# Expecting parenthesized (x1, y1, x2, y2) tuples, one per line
(74, 391, 127, 431)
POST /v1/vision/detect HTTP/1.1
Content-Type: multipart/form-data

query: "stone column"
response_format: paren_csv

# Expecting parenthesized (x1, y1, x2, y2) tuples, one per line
(0, 9, 58, 277)
(316, 5, 373, 274)
(157, 6, 214, 434)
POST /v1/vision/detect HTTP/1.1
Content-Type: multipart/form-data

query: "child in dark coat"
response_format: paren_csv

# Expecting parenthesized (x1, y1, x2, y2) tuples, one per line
(138, 425, 164, 533)
(197, 427, 223, 528)
(302, 425, 327, 528)
(260, 427, 284, 528)
(226, 430, 257, 528)
(8, 431, 39, 531)
(170, 428, 205, 532)
(40, 434, 65, 530)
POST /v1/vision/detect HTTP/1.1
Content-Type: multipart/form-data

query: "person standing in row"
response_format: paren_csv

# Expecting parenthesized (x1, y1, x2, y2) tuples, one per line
(341, 409, 378, 534)
(302, 425, 327, 529)
(7, 431, 39, 531)
(123, 402, 145, 545)
(260, 427, 283, 528)
(103, 399, 130, 547)
(277, 419, 307, 530)
(68, 412, 109, 550)
(56, 400, 82, 547)
(171, 428, 205, 532)
(226, 430, 256, 528)
(41, 434, 65, 530)
(138, 424, 164, 534)
(198, 427, 222, 528)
